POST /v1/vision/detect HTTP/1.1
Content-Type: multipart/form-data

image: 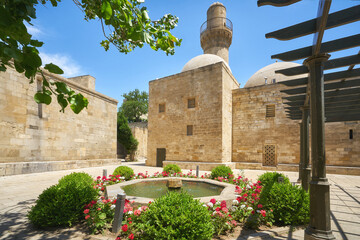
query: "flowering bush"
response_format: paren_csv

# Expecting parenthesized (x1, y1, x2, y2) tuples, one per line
(205, 199, 236, 235)
(83, 196, 116, 234)
(231, 182, 274, 229)
(94, 175, 125, 192)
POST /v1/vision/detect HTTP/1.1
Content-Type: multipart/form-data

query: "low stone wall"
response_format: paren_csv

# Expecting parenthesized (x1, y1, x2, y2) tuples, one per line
(0, 159, 121, 176)
(163, 160, 236, 171)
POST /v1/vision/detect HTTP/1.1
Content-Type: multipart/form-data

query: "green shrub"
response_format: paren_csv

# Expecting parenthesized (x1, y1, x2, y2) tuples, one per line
(28, 172, 97, 228)
(140, 191, 214, 240)
(210, 166, 233, 179)
(112, 166, 134, 180)
(163, 164, 181, 174)
(258, 172, 290, 187)
(264, 183, 310, 225)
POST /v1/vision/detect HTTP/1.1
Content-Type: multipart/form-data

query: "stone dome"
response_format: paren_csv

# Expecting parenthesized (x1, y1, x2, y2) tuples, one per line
(181, 54, 231, 73)
(244, 62, 305, 88)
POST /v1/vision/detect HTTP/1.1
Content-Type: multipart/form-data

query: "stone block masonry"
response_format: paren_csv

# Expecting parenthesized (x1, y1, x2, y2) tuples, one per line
(0, 67, 119, 176)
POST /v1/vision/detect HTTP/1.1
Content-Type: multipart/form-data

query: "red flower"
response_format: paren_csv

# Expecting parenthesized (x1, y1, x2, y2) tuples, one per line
(258, 204, 263, 209)
(243, 193, 248, 197)
(85, 215, 90, 220)
(261, 210, 266, 217)
(84, 209, 89, 214)
(128, 233, 134, 240)
(122, 224, 128, 232)
(116, 237, 121, 240)
(97, 208, 101, 211)
(210, 199, 216, 205)
(215, 207, 221, 212)
(220, 200, 227, 208)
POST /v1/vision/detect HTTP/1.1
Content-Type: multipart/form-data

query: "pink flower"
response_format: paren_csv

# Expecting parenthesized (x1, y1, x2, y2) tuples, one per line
(122, 224, 128, 232)
(210, 199, 216, 205)
(84, 209, 90, 214)
(97, 208, 101, 211)
(261, 210, 266, 217)
(231, 220, 237, 226)
(221, 207, 228, 213)
(85, 215, 90, 220)
(128, 233, 134, 240)
(134, 209, 141, 216)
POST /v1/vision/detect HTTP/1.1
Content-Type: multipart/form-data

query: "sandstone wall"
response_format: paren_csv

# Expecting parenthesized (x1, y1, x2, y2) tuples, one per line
(129, 122, 148, 160)
(0, 67, 118, 176)
(232, 84, 360, 175)
(147, 62, 232, 168)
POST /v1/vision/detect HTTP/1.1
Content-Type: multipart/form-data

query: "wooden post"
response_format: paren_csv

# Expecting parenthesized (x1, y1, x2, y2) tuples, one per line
(112, 193, 126, 234)
(304, 54, 335, 240)
(298, 122, 304, 183)
(103, 169, 107, 178)
(196, 165, 199, 177)
(301, 106, 311, 191)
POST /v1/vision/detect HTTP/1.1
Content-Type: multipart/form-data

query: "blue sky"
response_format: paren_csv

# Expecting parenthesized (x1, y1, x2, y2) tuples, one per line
(30, 0, 360, 106)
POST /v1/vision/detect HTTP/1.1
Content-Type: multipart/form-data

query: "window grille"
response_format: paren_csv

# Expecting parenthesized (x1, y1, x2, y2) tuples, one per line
(266, 105, 275, 118)
(187, 125, 193, 136)
(159, 104, 165, 113)
(188, 98, 195, 108)
(263, 145, 276, 166)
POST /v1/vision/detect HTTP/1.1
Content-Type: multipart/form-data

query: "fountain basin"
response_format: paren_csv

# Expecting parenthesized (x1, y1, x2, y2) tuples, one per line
(105, 177, 236, 206)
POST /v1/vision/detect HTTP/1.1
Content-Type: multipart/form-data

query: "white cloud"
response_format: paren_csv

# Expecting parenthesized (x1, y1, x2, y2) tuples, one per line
(25, 23, 43, 38)
(40, 52, 84, 78)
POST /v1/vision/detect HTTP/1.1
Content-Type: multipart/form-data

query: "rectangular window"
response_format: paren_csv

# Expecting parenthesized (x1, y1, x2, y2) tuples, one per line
(37, 80, 43, 118)
(187, 125, 193, 136)
(159, 103, 165, 113)
(188, 98, 195, 108)
(349, 129, 353, 139)
(266, 104, 275, 118)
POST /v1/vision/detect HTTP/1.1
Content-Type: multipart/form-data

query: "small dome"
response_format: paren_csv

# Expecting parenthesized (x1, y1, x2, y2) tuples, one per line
(244, 62, 305, 88)
(181, 54, 231, 72)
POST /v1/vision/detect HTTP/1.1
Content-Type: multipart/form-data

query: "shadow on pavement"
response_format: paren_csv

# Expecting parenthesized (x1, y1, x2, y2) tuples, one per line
(0, 199, 91, 240)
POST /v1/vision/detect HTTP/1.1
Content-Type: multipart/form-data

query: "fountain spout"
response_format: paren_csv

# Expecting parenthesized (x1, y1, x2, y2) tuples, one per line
(167, 178, 182, 189)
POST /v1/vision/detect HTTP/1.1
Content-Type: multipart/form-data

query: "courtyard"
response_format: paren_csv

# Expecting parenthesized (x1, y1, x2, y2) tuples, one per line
(0, 160, 359, 240)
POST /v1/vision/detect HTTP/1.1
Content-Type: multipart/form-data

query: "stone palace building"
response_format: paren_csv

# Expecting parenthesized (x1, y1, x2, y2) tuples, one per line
(147, 2, 360, 175)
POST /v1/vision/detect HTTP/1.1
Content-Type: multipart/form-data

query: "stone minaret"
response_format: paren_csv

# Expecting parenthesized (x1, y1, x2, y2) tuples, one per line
(200, 2, 233, 64)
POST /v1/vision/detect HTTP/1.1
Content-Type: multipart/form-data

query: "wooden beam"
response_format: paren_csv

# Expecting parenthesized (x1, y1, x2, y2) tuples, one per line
(257, 0, 301, 7)
(266, 5, 360, 40)
(276, 54, 360, 76)
(272, 34, 360, 61)
(285, 102, 360, 111)
(283, 86, 360, 102)
(279, 69, 360, 95)
(313, 0, 332, 55)
(284, 94, 360, 107)
(288, 105, 360, 115)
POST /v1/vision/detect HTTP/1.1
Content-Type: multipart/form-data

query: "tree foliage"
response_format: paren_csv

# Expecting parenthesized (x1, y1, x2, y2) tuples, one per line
(120, 89, 148, 122)
(117, 111, 138, 161)
(0, 0, 181, 113)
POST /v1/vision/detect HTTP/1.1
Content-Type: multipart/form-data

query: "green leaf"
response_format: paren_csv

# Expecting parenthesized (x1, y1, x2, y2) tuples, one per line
(99, 213, 106, 220)
(70, 94, 88, 114)
(55, 82, 71, 94)
(14, 61, 25, 73)
(57, 94, 68, 112)
(23, 52, 42, 69)
(4, 48, 23, 62)
(101, 1, 112, 20)
(30, 40, 44, 47)
(44, 63, 64, 74)
(34, 92, 52, 105)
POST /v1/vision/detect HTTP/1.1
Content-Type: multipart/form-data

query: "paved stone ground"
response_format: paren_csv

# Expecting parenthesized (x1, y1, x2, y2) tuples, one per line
(0, 160, 359, 240)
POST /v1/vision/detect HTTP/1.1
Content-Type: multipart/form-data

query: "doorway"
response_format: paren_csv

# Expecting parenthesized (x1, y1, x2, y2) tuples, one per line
(156, 148, 166, 167)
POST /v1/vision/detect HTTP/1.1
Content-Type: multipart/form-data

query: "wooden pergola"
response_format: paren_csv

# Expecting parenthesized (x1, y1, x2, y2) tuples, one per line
(257, 0, 360, 239)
